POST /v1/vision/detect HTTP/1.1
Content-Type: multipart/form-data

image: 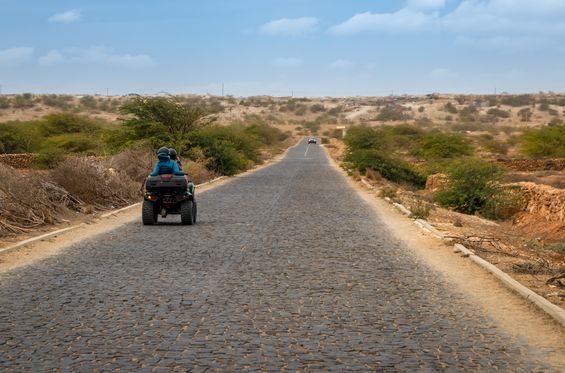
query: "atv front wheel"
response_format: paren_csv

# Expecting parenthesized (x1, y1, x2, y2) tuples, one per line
(142, 201, 157, 225)
(180, 200, 194, 225)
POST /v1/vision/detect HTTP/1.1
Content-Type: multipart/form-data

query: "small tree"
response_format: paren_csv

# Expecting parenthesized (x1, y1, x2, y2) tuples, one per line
(520, 125, 565, 157)
(415, 132, 473, 159)
(434, 159, 504, 215)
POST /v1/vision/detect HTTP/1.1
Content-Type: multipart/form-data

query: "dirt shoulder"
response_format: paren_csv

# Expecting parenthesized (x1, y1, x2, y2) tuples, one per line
(323, 144, 565, 365)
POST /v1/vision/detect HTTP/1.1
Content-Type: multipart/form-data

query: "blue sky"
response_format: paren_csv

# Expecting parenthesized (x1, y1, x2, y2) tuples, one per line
(1, 0, 564, 96)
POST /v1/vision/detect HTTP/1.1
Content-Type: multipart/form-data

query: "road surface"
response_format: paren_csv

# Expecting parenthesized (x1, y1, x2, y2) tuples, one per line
(0, 140, 561, 371)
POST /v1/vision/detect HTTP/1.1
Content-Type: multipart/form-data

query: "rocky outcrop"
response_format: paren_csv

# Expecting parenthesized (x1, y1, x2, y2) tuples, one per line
(0, 153, 36, 169)
(496, 158, 565, 172)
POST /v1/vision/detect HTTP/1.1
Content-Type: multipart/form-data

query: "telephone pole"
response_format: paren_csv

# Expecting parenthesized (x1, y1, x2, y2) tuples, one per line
(222, 83, 224, 96)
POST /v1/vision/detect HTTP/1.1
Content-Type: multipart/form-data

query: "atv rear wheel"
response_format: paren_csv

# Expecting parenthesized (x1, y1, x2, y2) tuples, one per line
(142, 201, 157, 225)
(192, 200, 197, 223)
(180, 200, 194, 225)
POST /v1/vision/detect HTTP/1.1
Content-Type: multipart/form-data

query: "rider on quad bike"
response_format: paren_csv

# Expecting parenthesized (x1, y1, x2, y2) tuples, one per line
(143, 147, 197, 226)
(150, 147, 186, 177)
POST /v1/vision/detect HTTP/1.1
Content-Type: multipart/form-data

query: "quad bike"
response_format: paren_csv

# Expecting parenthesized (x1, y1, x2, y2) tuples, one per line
(142, 174, 196, 225)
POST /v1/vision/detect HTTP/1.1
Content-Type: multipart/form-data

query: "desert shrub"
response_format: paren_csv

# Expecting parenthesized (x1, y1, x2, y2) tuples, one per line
(481, 186, 525, 220)
(538, 101, 550, 111)
(519, 125, 565, 157)
(0, 97, 10, 109)
(295, 106, 307, 116)
(189, 126, 261, 175)
(35, 148, 65, 169)
(41, 113, 100, 136)
(310, 104, 326, 113)
(444, 102, 458, 114)
(414, 132, 473, 159)
(459, 105, 478, 122)
(245, 123, 288, 145)
(410, 200, 431, 220)
(487, 108, 511, 118)
(500, 95, 534, 107)
(107, 144, 154, 183)
(41, 94, 73, 109)
(41, 133, 99, 154)
(0, 164, 82, 236)
(548, 242, 565, 253)
(344, 126, 386, 151)
(478, 135, 508, 155)
(11, 94, 35, 109)
(518, 108, 532, 122)
(80, 95, 98, 109)
(376, 105, 411, 121)
(50, 157, 139, 208)
(380, 186, 398, 199)
(548, 117, 563, 127)
(0, 123, 38, 153)
(321, 137, 329, 144)
(327, 106, 343, 116)
(303, 121, 320, 134)
(345, 149, 426, 188)
(434, 158, 504, 215)
(418, 106, 425, 113)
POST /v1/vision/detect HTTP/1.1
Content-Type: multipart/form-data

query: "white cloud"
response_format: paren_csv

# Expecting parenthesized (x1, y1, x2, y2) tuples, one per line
(329, 10, 437, 35)
(429, 68, 458, 79)
(0, 47, 34, 66)
(37, 46, 155, 68)
(38, 50, 65, 66)
(273, 57, 303, 68)
(441, 0, 565, 34)
(49, 9, 82, 24)
(455, 35, 555, 52)
(329, 59, 354, 69)
(406, 0, 446, 10)
(261, 17, 319, 36)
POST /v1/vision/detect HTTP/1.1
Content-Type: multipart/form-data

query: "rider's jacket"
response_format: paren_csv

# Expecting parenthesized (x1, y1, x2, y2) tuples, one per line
(150, 153, 186, 176)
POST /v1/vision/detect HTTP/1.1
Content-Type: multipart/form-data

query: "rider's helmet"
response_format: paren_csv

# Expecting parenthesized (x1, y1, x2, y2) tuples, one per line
(169, 148, 178, 160)
(157, 147, 169, 155)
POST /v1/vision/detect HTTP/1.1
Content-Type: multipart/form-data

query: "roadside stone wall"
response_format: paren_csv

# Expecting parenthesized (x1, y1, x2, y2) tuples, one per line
(0, 154, 36, 169)
(496, 158, 565, 172)
(425, 173, 448, 192)
(515, 182, 565, 224)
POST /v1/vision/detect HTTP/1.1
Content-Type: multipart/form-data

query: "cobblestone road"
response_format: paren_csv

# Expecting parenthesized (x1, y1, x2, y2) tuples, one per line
(0, 141, 561, 371)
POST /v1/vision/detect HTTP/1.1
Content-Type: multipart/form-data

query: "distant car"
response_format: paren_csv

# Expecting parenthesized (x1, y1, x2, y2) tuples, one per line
(308, 138, 317, 144)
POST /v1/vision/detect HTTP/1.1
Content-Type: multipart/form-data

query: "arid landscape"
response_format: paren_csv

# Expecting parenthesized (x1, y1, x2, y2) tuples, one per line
(1, 92, 563, 309)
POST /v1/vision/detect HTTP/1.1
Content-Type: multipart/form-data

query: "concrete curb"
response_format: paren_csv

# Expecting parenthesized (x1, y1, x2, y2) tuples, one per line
(0, 175, 229, 255)
(393, 202, 411, 216)
(356, 177, 565, 328)
(454, 245, 565, 327)
(0, 224, 87, 255)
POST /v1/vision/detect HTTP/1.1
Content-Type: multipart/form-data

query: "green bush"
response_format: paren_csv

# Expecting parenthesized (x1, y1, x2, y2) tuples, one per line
(444, 102, 458, 114)
(414, 132, 473, 159)
(487, 108, 511, 118)
(518, 108, 532, 122)
(35, 148, 65, 169)
(500, 95, 534, 107)
(345, 149, 426, 188)
(434, 158, 504, 215)
(245, 123, 287, 145)
(12, 94, 35, 109)
(519, 125, 565, 157)
(41, 113, 100, 136)
(0, 97, 10, 109)
(344, 126, 388, 151)
(80, 95, 98, 109)
(376, 105, 411, 121)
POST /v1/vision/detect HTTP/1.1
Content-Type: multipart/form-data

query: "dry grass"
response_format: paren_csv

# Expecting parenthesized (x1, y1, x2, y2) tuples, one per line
(0, 164, 82, 236)
(50, 157, 140, 209)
